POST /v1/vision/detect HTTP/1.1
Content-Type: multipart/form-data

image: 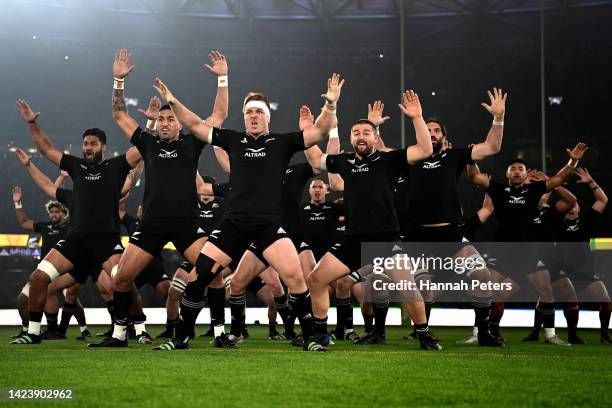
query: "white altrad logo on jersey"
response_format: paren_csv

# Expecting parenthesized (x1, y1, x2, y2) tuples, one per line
(422, 161, 441, 169)
(158, 149, 178, 159)
(309, 212, 326, 221)
(200, 210, 213, 217)
(84, 172, 102, 181)
(244, 147, 266, 158)
(351, 163, 369, 173)
(509, 195, 526, 205)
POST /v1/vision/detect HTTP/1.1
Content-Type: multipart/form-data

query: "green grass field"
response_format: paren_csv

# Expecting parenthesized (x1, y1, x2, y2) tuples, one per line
(0, 325, 610, 408)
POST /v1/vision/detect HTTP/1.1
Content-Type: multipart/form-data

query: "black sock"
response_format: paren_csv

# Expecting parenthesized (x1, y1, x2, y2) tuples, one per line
(532, 306, 543, 332)
(74, 302, 86, 327)
(208, 287, 226, 334)
(113, 291, 132, 327)
(106, 300, 115, 322)
(229, 293, 246, 337)
(175, 293, 205, 343)
(363, 311, 374, 334)
(58, 303, 76, 335)
(490, 321, 500, 337)
(563, 304, 579, 339)
(313, 316, 328, 337)
(289, 291, 314, 339)
(599, 304, 611, 337)
(414, 322, 430, 335)
(336, 297, 353, 336)
(268, 322, 277, 335)
(425, 302, 433, 323)
(538, 302, 555, 329)
(45, 312, 58, 333)
(472, 297, 492, 334)
(166, 318, 178, 333)
(275, 295, 295, 338)
(373, 301, 388, 337)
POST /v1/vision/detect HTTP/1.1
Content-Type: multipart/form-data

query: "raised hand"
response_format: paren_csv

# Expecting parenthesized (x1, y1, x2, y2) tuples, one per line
(566, 143, 588, 161)
(137, 96, 161, 120)
(575, 167, 593, 184)
(298, 105, 314, 131)
(15, 99, 40, 123)
(153, 78, 176, 104)
(481, 87, 507, 119)
(14, 148, 32, 166)
(203, 50, 228, 77)
(321, 73, 345, 104)
(12, 186, 22, 203)
(113, 49, 135, 79)
(60, 170, 69, 177)
(525, 169, 548, 184)
(398, 90, 422, 118)
(368, 100, 391, 126)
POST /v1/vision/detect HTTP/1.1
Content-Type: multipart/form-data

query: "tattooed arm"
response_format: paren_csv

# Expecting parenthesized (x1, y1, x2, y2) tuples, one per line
(112, 49, 140, 138)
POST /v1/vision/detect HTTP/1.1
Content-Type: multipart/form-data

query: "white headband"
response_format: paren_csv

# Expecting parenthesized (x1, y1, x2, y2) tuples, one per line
(243, 100, 271, 120)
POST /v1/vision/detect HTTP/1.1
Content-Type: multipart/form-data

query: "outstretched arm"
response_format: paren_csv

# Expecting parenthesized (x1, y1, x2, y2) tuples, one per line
(121, 159, 144, 196)
(12, 185, 34, 231)
(138, 96, 161, 134)
(476, 193, 494, 223)
(15, 148, 58, 199)
(15, 100, 62, 166)
(467, 163, 491, 189)
(54, 170, 69, 188)
(302, 73, 344, 148)
(554, 185, 578, 214)
(398, 90, 433, 164)
(546, 143, 588, 191)
(471, 88, 507, 160)
(368, 100, 394, 152)
(154, 78, 213, 143)
(201, 51, 229, 128)
(213, 147, 230, 173)
(112, 49, 140, 138)
(298, 105, 324, 173)
(576, 167, 608, 213)
(325, 125, 344, 192)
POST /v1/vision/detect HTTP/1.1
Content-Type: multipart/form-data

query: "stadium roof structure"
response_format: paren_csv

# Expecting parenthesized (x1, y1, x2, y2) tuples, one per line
(7, 0, 612, 51)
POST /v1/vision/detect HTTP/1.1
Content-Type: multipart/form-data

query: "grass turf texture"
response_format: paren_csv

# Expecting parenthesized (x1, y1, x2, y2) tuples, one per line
(0, 326, 610, 408)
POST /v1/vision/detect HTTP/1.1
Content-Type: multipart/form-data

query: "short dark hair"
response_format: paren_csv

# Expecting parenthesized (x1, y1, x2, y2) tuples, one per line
(507, 158, 528, 168)
(310, 177, 327, 186)
(352, 119, 378, 133)
(425, 117, 447, 137)
(243, 92, 270, 110)
(82, 128, 106, 145)
(160, 104, 172, 111)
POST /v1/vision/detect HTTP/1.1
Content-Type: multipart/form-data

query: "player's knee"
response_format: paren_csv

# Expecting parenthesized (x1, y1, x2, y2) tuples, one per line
(336, 276, 353, 297)
(229, 276, 247, 294)
(307, 269, 325, 290)
(35, 260, 60, 284)
(31, 269, 52, 289)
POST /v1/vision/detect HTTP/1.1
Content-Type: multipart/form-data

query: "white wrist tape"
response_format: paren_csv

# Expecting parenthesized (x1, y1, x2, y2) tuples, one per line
(38, 260, 60, 281)
(567, 159, 578, 169)
(146, 119, 155, 130)
(329, 127, 339, 139)
(113, 77, 125, 90)
(217, 75, 228, 87)
(492, 120, 504, 126)
(15, 202, 23, 209)
(206, 127, 214, 144)
(21, 282, 30, 297)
